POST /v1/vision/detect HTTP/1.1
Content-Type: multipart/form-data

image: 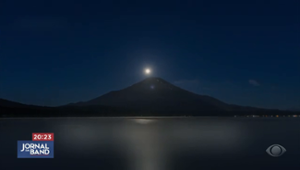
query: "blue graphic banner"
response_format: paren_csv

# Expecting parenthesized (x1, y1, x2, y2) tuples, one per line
(17, 141, 54, 158)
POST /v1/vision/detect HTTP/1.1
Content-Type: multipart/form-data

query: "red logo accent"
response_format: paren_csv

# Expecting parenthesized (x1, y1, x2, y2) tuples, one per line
(32, 133, 54, 141)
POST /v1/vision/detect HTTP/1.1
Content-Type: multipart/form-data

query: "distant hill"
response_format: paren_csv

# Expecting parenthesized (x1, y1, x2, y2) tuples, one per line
(289, 108, 300, 112)
(0, 98, 28, 107)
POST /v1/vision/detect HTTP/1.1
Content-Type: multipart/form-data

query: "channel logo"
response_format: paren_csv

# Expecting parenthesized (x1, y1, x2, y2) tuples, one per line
(17, 133, 54, 158)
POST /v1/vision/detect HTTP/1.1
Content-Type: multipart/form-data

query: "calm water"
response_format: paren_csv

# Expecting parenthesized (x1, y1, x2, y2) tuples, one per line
(0, 117, 300, 170)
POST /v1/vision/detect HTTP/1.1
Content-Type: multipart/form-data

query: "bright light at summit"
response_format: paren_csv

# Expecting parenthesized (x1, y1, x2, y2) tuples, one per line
(145, 68, 151, 75)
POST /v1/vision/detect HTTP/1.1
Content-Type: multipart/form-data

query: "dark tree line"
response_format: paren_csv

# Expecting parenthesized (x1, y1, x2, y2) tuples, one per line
(1, 105, 298, 118)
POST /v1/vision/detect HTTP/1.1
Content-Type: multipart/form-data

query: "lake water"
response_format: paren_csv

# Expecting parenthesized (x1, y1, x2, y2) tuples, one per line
(0, 117, 300, 170)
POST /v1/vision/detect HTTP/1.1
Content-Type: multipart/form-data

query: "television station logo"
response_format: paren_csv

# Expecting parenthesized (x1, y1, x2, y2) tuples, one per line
(17, 133, 54, 158)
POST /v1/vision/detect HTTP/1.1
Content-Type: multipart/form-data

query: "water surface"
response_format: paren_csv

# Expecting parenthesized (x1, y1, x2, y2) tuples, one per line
(0, 117, 299, 170)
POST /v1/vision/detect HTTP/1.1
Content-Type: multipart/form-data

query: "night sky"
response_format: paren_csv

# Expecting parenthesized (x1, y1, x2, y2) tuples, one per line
(1, 0, 299, 109)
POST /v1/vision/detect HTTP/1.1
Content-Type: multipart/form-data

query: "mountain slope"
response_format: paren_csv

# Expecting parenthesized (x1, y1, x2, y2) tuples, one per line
(70, 77, 234, 112)
(0, 98, 28, 107)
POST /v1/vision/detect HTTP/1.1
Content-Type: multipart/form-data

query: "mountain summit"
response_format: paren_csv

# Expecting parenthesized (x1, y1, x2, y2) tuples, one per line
(70, 77, 233, 112)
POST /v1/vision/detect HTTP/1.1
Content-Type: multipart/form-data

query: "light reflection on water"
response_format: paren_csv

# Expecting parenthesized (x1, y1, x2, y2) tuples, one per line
(0, 118, 300, 170)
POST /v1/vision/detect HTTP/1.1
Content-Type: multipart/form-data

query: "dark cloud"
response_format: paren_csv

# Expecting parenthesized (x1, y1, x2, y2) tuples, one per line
(248, 79, 260, 86)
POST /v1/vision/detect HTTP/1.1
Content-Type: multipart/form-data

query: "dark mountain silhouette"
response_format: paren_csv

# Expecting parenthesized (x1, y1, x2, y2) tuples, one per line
(0, 98, 28, 107)
(66, 77, 276, 114)
(68, 77, 232, 111)
(0, 77, 299, 117)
